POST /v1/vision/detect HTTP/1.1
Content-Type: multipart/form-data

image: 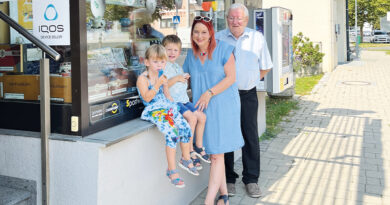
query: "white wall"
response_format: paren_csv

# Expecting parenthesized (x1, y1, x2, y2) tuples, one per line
(97, 128, 210, 205)
(0, 134, 101, 205)
(336, 0, 347, 63)
(263, 0, 347, 72)
(0, 127, 211, 205)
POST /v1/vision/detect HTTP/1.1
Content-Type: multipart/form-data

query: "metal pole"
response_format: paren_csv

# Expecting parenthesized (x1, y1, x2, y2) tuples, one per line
(175, 7, 178, 35)
(355, 0, 358, 58)
(187, 0, 190, 27)
(40, 52, 50, 205)
(0, 11, 60, 61)
(346, 0, 351, 61)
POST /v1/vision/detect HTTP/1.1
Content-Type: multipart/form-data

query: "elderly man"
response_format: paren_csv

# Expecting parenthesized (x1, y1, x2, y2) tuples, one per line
(215, 3, 273, 198)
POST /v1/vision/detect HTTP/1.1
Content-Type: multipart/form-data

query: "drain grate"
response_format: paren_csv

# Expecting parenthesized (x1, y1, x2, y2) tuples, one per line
(341, 81, 371, 86)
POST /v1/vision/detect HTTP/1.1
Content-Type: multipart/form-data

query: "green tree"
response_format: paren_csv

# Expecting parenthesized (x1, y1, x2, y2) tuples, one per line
(293, 32, 325, 70)
(348, 0, 390, 35)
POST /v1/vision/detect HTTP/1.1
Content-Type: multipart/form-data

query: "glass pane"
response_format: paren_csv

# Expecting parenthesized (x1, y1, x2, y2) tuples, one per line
(0, 0, 70, 103)
(84, 0, 227, 124)
(86, 1, 165, 105)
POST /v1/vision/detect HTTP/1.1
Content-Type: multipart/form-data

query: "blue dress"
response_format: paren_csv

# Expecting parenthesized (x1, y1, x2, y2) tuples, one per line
(183, 41, 244, 154)
(138, 74, 191, 148)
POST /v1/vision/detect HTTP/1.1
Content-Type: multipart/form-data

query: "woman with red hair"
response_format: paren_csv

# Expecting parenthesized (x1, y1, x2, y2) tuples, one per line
(183, 16, 244, 205)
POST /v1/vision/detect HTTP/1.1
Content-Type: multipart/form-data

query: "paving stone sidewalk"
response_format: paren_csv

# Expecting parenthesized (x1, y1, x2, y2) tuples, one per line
(191, 50, 390, 205)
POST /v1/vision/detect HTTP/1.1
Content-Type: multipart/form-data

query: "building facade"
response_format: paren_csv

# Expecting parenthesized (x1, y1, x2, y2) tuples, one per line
(263, 0, 348, 73)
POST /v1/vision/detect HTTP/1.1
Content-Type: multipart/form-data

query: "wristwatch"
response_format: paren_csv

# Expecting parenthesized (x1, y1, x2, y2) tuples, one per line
(207, 89, 214, 96)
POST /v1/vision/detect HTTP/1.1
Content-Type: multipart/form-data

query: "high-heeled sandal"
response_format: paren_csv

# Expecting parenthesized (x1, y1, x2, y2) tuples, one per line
(217, 195, 229, 205)
(166, 169, 185, 188)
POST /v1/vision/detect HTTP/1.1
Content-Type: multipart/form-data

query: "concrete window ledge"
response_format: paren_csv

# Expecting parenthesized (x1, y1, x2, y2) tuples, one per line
(0, 118, 210, 205)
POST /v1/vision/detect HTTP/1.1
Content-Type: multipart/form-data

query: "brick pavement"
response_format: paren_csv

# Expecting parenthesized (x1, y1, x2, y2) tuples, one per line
(190, 50, 390, 205)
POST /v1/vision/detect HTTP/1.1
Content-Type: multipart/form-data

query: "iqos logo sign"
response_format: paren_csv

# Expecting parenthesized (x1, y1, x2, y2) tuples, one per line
(44, 4, 58, 21)
(39, 3, 64, 33)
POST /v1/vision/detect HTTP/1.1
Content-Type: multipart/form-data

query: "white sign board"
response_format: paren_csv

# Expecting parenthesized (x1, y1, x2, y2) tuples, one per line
(387, 11, 390, 21)
(33, 0, 70, 45)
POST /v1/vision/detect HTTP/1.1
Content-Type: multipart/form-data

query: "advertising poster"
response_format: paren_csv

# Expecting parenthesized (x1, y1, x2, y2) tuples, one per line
(254, 10, 265, 91)
(254, 10, 264, 34)
(18, 0, 33, 30)
(33, 0, 70, 45)
(9, 0, 33, 43)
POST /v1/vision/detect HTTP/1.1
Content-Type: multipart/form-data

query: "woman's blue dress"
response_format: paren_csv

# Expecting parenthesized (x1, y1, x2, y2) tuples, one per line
(183, 41, 244, 154)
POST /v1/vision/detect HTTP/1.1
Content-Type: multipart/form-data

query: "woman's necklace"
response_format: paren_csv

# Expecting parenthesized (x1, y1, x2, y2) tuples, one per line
(200, 52, 207, 56)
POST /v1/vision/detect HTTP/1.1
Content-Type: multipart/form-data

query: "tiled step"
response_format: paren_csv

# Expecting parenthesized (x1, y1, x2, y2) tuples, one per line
(0, 186, 32, 205)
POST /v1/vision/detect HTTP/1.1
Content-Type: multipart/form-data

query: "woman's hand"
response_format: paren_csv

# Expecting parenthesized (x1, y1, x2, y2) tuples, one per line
(195, 90, 212, 112)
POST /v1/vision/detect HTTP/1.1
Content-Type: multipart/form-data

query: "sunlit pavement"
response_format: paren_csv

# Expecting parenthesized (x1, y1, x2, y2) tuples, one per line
(191, 50, 390, 205)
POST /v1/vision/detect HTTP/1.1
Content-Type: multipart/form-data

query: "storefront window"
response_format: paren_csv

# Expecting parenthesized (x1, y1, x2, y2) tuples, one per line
(0, 0, 229, 135)
(0, 1, 70, 103)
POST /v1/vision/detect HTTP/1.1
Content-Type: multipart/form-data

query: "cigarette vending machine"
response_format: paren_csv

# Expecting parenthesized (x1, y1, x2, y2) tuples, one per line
(252, 7, 294, 94)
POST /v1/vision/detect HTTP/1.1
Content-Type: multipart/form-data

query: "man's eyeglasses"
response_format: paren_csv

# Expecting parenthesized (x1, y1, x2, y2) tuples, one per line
(227, 16, 244, 22)
(194, 16, 212, 22)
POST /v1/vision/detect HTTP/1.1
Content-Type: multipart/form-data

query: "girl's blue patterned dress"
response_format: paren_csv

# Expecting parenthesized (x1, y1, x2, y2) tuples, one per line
(138, 75, 191, 148)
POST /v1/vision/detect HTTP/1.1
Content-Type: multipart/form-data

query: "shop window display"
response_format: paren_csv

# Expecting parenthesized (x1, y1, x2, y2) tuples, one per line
(0, 1, 70, 103)
(0, 0, 228, 135)
(84, 0, 168, 126)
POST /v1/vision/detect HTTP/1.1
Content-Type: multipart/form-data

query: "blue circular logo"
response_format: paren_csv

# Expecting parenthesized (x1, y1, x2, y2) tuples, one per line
(44, 4, 58, 21)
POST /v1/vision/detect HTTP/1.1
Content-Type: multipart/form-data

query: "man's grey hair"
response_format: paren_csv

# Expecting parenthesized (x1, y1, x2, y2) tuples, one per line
(228, 3, 249, 17)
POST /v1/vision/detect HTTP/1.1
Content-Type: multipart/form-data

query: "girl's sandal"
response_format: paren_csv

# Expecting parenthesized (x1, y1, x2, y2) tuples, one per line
(166, 169, 185, 188)
(217, 195, 229, 205)
(194, 145, 211, 163)
(179, 158, 199, 176)
(190, 151, 203, 170)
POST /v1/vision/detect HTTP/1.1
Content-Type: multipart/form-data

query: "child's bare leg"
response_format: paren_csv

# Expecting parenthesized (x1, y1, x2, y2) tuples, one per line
(182, 111, 197, 152)
(194, 110, 206, 150)
(166, 146, 183, 184)
(179, 142, 194, 168)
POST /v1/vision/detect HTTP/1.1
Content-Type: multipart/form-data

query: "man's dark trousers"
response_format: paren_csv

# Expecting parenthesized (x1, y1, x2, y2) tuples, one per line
(225, 87, 260, 184)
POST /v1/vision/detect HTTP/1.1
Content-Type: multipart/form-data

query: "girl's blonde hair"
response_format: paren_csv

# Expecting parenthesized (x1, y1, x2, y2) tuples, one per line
(145, 44, 168, 61)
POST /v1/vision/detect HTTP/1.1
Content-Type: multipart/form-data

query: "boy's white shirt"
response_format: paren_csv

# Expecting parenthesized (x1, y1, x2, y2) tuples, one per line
(163, 61, 190, 103)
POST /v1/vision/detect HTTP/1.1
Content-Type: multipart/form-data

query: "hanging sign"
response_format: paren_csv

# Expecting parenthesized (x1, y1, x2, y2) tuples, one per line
(33, 0, 70, 45)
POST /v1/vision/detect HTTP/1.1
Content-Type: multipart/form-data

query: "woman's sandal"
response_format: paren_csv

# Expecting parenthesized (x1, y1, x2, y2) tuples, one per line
(194, 145, 211, 163)
(166, 169, 185, 188)
(179, 158, 199, 176)
(217, 195, 229, 205)
(190, 151, 203, 170)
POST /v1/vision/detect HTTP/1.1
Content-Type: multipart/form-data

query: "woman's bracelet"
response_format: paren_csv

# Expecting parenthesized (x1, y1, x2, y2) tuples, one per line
(151, 86, 158, 93)
(207, 89, 214, 97)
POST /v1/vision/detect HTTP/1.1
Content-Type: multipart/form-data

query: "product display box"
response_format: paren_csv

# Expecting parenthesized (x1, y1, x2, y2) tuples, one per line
(50, 76, 72, 103)
(3, 74, 39, 100)
(1, 74, 72, 102)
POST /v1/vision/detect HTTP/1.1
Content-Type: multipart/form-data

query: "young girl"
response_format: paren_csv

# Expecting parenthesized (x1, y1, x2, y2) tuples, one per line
(136, 44, 199, 188)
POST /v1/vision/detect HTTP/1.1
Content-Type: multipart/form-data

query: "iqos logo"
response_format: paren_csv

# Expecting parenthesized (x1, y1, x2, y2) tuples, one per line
(44, 4, 58, 21)
(39, 3, 64, 33)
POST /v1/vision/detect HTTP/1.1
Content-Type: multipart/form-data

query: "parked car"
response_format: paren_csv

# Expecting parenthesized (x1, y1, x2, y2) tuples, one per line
(371, 30, 390, 43)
